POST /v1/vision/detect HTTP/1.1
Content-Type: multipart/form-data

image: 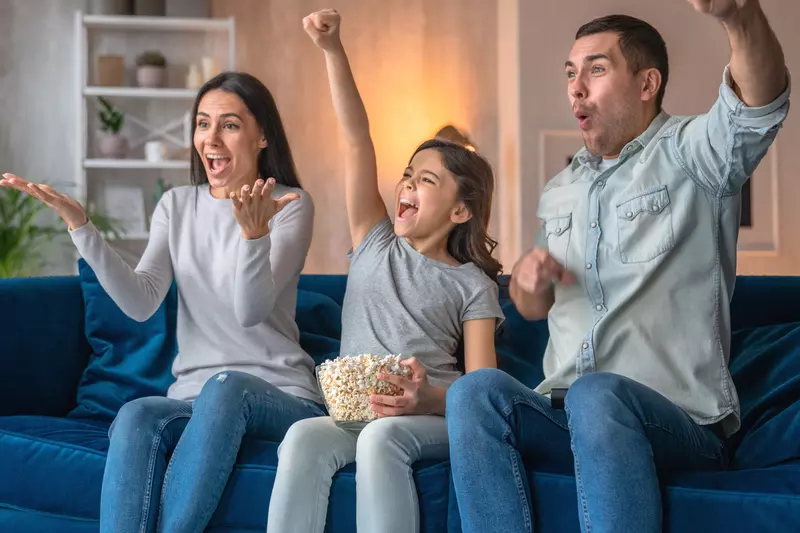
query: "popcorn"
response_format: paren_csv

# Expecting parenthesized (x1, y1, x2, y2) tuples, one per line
(317, 354, 412, 423)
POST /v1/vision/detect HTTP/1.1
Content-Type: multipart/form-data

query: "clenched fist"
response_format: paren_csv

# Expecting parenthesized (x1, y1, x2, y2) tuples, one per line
(303, 9, 342, 51)
(687, 0, 756, 21)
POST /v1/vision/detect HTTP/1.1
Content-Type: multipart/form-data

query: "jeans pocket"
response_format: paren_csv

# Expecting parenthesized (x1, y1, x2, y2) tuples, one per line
(616, 186, 675, 263)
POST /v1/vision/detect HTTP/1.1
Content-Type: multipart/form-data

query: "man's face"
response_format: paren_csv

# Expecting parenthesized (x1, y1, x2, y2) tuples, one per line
(566, 32, 645, 157)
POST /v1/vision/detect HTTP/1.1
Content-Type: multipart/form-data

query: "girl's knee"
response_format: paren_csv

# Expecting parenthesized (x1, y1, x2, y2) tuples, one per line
(278, 418, 340, 461)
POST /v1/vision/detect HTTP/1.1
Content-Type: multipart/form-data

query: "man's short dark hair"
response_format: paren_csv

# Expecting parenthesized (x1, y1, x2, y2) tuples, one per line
(576, 15, 669, 112)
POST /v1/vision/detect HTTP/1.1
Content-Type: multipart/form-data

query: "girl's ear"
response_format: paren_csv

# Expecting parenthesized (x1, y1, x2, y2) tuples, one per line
(450, 203, 472, 225)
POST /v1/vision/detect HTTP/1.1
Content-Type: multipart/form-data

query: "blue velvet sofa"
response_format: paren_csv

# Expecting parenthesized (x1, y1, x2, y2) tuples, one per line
(1, 259, 799, 532)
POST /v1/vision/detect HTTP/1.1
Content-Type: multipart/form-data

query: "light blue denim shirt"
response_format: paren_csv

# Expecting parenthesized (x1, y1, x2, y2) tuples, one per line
(535, 66, 790, 435)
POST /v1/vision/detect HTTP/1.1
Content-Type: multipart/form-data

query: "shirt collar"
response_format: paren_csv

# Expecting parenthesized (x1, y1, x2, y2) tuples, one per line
(572, 111, 672, 170)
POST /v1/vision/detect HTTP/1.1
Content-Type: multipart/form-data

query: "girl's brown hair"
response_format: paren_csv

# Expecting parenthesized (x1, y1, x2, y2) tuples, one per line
(410, 138, 503, 282)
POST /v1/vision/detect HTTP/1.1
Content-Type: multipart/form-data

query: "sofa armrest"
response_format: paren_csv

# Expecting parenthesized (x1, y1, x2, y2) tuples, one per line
(0, 276, 91, 417)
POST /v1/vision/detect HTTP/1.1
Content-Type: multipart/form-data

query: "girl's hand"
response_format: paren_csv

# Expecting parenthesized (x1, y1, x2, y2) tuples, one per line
(231, 178, 299, 240)
(303, 9, 342, 51)
(370, 358, 443, 417)
(1, 173, 88, 230)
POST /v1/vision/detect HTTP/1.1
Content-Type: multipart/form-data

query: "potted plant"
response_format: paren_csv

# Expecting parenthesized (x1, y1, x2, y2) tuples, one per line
(97, 96, 128, 159)
(0, 187, 123, 278)
(136, 50, 167, 88)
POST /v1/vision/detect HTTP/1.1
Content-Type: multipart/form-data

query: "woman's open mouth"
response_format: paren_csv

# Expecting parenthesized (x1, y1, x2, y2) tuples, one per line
(206, 154, 232, 177)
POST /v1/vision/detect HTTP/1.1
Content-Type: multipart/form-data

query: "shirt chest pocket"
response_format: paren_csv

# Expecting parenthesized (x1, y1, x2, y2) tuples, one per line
(543, 214, 573, 269)
(615, 186, 675, 264)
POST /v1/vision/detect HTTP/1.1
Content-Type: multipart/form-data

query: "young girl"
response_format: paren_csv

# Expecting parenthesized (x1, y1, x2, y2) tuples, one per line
(266, 9, 505, 533)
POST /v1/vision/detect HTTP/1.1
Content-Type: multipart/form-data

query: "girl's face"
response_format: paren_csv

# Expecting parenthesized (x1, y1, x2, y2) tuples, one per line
(193, 89, 266, 195)
(393, 148, 469, 240)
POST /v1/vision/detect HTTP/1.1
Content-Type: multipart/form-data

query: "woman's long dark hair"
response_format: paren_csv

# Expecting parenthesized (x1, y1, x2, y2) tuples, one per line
(189, 72, 302, 189)
(410, 138, 503, 283)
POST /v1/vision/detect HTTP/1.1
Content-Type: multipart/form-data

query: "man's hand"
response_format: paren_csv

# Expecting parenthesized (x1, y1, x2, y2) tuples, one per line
(687, 0, 755, 22)
(509, 248, 575, 321)
(511, 248, 575, 295)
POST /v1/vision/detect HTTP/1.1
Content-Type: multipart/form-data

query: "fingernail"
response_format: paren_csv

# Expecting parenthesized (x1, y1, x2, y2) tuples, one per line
(268, 178, 275, 184)
(256, 179, 264, 186)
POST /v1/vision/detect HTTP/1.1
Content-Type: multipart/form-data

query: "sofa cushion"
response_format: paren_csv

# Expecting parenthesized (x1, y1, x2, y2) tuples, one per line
(295, 289, 342, 367)
(0, 416, 109, 521)
(528, 466, 800, 533)
(495, 301, 548, 389)
(67, 260, 178, 423)
(727, 322, 800, 469)
(0, 415, 451, 533)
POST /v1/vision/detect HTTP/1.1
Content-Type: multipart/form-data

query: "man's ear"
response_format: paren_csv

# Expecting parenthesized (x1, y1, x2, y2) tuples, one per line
(640, 67, 662, 106)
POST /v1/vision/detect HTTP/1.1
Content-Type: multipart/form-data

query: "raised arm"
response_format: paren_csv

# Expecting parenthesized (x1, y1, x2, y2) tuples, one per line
(689, 0, 787, 107)
(676, 1, 790, 194)
(0, 173, 173, 321)
(303, 9, 388, 250)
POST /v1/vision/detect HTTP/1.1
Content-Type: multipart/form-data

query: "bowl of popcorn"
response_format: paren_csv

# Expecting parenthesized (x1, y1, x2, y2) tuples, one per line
(317, 354, 412, 427)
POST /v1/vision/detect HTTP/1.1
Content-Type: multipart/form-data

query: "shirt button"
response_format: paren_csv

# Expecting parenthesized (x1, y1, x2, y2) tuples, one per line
(597, 181, 605, 188)
(590, 221, 597, 228)
(626, 211, 633, 218)
(586, 263, 592, 270)
(596, 305, 603, 311)
(652, 204, 659, 211)
(582, 342, 589, 350)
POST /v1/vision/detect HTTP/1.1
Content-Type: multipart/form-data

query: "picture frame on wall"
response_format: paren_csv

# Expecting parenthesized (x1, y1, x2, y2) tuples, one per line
(103, 184, 147, 235)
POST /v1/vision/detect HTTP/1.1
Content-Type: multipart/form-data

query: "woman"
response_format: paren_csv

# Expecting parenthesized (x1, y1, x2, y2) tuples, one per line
(2, 72, 324, 533)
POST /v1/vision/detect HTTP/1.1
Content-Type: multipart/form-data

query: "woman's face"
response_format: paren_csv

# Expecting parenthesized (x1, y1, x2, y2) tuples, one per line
(193, 89, 266, 193)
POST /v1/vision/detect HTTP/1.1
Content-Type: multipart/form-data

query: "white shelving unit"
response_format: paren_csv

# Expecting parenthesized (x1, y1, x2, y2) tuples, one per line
(74, 10, 235, 244)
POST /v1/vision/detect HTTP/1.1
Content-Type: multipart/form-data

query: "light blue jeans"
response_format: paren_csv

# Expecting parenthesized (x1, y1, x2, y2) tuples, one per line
(267, 415, 450, 533)
(446, 369, 729, 533)
(100, 370, 325, 533)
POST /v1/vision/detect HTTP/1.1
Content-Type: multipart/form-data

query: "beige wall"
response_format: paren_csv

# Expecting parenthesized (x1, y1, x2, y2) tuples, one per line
(211, 0, 499, 274)
(515, 0, 799, 274)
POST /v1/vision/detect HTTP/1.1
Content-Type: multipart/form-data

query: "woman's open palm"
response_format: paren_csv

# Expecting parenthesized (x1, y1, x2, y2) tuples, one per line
(1, 173, 88, 230)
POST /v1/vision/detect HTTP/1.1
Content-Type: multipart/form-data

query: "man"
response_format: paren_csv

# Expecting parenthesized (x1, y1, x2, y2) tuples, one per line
(446, 1, 789, 532)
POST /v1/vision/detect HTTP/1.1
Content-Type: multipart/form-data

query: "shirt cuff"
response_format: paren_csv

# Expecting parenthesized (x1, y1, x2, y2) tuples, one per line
(720, 64, 791, 120)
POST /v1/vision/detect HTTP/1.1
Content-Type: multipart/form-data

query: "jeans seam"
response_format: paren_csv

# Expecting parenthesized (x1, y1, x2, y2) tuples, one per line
(565, 404, 592, 533)
(140, 412, 190, 533)
(501, 395, 563, 532)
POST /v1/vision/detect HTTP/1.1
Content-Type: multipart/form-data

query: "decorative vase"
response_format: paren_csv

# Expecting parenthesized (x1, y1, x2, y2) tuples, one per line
(137, 66, 166, 88)
(98, 134, 128, 159)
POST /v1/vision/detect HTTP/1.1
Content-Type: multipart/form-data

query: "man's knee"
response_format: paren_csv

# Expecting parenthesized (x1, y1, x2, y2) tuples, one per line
(446, 368, 516, 415)
(565, 372, 640, 433)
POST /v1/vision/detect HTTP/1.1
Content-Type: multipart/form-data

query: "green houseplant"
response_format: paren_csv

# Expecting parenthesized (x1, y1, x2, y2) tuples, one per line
(136, 50, 167, 88)
(97, 96, 128, 158)
(0, 186, 123, 278)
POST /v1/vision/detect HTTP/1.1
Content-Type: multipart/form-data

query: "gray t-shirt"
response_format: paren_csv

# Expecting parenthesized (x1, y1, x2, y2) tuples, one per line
(339, 218, 505, 388)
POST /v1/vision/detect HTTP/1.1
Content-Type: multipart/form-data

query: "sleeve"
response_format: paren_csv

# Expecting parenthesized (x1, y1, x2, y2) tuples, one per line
(672, 65, 790, 195)
(346, 216, 396, 263)
(232, 189, 314, 328)
(462, 281, 506, 329)
(69, 192, 174, 322)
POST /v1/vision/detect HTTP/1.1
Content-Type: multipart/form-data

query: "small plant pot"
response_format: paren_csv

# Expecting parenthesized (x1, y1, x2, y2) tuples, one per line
(98, 134, 129, 159)
(137, 66, 166, 88)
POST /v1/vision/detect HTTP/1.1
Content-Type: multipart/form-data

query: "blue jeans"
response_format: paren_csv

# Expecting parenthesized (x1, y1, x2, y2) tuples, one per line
(100, 371, 325, 533)
(446, 369, 729, 533)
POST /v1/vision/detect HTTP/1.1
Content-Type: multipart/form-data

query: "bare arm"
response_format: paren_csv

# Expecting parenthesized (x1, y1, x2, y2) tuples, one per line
(304, 10, 388, 250)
